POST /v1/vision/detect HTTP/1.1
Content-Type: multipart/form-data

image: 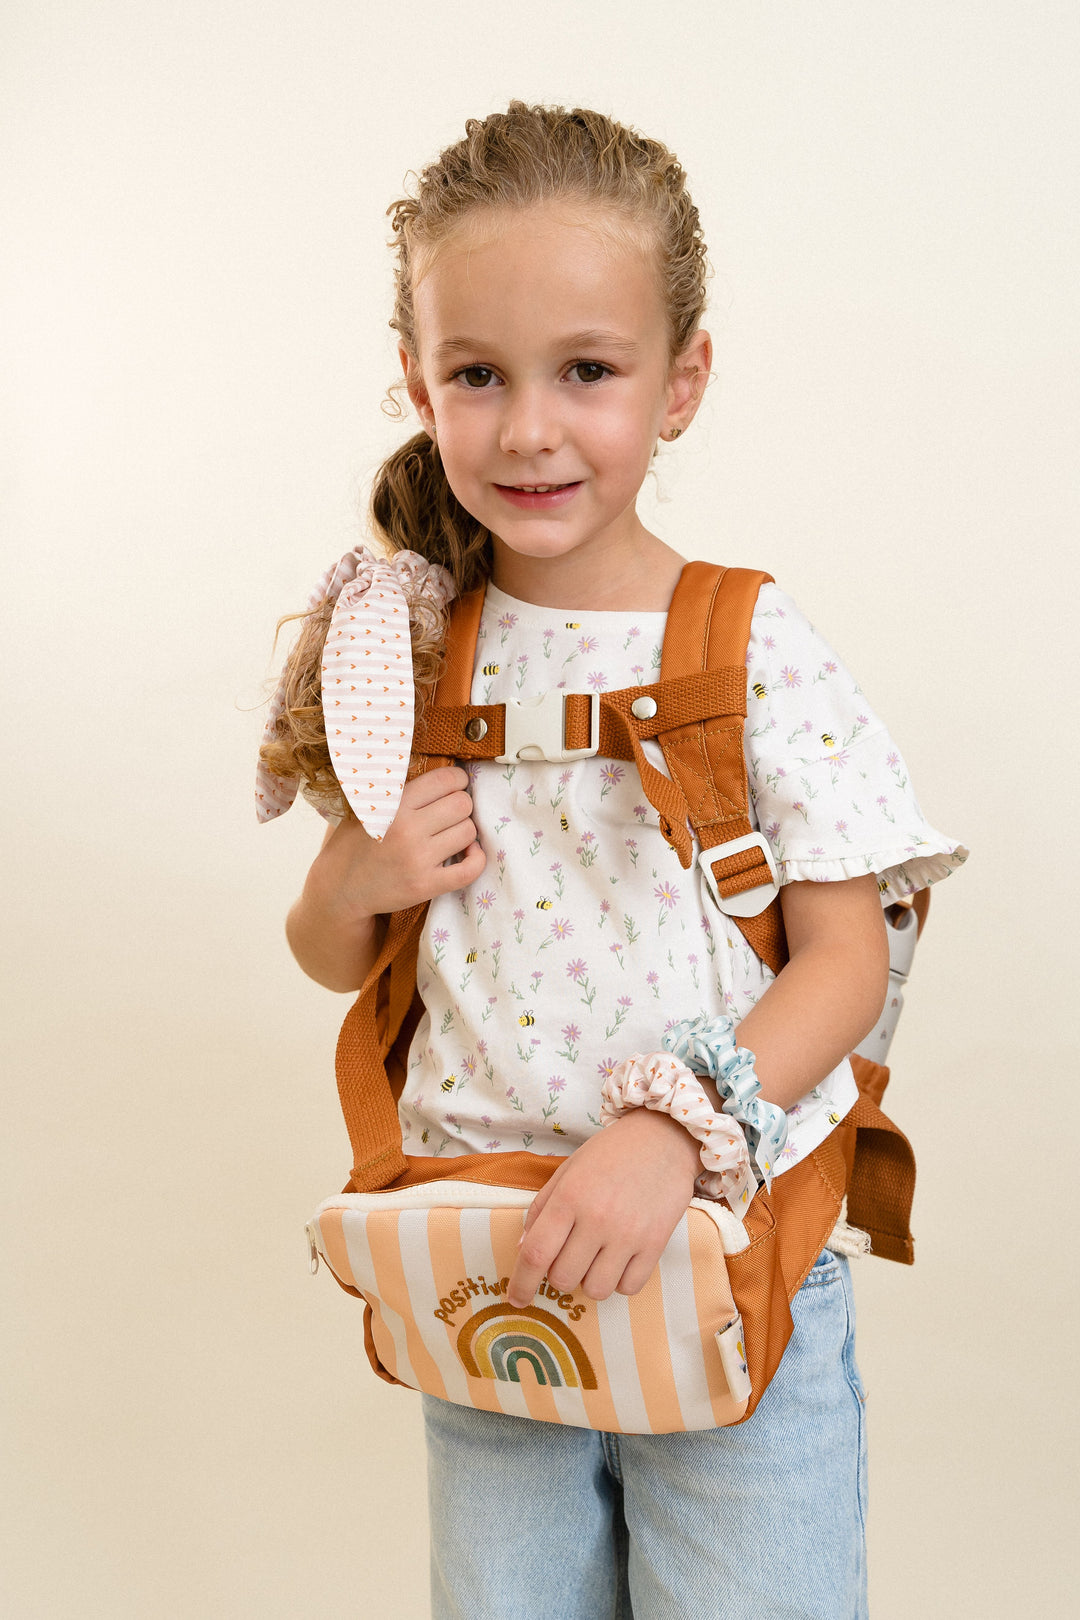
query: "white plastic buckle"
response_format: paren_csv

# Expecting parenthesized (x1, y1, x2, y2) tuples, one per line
(698, 833, 781, 918)
(495, 690, 599, 764)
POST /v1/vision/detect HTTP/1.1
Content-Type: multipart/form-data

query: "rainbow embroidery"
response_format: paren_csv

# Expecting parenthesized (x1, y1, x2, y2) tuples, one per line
(456, 1304, 597, 1390)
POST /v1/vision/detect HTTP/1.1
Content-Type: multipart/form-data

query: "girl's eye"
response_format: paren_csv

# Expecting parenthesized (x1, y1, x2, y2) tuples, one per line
(568, 361, 610, 385)
(455, 366, 498, 389)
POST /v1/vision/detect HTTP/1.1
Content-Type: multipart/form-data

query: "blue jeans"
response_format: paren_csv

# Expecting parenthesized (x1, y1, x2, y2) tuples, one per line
(423, 1249, 868, 1619)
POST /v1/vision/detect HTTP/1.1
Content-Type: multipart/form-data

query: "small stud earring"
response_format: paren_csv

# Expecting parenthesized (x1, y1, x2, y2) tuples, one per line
(666, 426, 682, 441)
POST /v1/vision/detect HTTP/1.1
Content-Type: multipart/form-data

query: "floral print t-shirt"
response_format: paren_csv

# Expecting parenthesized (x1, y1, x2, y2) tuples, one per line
(398, 581, 966, 1170)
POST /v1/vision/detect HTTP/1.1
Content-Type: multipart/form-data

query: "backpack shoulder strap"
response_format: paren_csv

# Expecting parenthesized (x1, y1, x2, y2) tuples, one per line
(659, 563, 788, 976)
(334, 582, 487, 1191)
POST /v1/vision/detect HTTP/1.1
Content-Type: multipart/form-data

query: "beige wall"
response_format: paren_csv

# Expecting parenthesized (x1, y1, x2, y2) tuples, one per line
(4, 3, 1077, 1614)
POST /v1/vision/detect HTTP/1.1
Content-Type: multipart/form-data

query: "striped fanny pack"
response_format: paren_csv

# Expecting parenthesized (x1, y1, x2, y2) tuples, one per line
(307, 1180, 753, 1434)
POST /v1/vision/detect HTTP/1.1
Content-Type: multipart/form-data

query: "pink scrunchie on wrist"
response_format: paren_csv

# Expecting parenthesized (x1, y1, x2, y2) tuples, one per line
(600, 1051, 758, 1217)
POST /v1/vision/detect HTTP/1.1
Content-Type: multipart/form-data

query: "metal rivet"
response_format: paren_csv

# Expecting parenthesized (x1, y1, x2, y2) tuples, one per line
(464, 717, 488, 742)
(631, 695, 658, 720)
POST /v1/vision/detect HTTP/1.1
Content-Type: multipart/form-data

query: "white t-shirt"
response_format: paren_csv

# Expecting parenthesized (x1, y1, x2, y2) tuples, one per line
(398, 581, 966, 1168)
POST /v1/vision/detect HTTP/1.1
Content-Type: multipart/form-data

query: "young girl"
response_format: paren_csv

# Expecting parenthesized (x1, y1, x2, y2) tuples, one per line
(261, 103, 965, 1620)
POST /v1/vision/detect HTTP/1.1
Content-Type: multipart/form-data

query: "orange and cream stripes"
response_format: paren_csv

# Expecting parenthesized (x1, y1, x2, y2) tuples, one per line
(307, 1183, 753, 1434)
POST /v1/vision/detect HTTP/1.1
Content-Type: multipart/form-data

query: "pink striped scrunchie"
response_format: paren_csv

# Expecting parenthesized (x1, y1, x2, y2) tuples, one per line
(600, 1051, 757, 1217)
(256, 546, 456, 839)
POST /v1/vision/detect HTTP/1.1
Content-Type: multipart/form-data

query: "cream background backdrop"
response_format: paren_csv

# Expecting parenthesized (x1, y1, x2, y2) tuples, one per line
(4, 3, 1077, 1615)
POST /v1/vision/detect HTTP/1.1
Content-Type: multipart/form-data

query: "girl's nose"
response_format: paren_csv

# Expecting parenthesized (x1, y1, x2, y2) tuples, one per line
(497, 385, 562, 457)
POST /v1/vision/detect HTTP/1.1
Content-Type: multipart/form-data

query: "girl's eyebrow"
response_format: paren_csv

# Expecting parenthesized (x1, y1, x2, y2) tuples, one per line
(432, 329, 641, 363)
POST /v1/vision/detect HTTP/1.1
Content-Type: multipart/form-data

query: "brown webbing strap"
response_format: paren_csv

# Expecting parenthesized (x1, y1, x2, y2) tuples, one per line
(335, 584, 487, 1191)
(845, 1086, 917, 1264)
(658, 563, 788, 977)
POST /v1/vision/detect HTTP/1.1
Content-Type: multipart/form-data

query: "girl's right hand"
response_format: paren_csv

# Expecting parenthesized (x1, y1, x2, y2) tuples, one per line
(331, 764, 487, 915)
(286, 766, 485, 990)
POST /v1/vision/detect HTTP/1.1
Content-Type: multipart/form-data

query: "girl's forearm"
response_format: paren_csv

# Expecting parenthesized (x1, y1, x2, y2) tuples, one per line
(731, 877, 890, 1113)
(286, 872, 385, 993)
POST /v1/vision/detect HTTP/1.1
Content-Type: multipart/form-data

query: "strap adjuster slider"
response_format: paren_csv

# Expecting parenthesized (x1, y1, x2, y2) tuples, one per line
(698, 833, 781, 918)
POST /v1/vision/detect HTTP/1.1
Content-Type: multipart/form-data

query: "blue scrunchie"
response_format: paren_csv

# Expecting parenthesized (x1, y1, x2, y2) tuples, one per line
(662, 1015, 788, 1191)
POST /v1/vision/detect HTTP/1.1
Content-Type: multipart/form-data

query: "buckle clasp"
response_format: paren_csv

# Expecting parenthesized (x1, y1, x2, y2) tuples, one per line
(698, 833, 781, 918)
(495, 690, 599, 764)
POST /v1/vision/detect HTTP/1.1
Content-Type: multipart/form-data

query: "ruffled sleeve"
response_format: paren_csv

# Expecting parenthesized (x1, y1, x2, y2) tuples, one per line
(744, 586, 968, 903)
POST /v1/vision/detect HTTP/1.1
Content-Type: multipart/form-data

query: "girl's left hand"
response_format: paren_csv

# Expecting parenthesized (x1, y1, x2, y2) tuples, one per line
(506, 1110, 701, 1309)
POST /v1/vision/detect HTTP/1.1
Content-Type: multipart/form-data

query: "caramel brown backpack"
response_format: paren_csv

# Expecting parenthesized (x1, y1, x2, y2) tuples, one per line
(314, 562, 916, 1426)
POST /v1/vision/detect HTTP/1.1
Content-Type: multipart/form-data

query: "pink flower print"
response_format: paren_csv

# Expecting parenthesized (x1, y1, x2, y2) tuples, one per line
(499, 613, 518, 629)
(577, 635, 598, 655)
(762, 634, 776, 651)
(477, 1038, 488, 1057)
(597, 1056, 617, 1081)
(550, 917, 574, 941)
(566, 958, 589, 982)
(463, 1054, 477, 1080)
(600, 898, 610, 913)
(801, 720, 814, 734)
(559, 769, 572, 786)
(513, 909, 524, 919)
(587, 670, 608, 692)
(432, 928, 449, 945)
(506, 1084, 516, 1099)
(687, 954, 697, 966)
(654, 880, 680, 909)
(557, 1023, 581, 1062)
(856, 714, 868, 725)
(765, 821, 781, 841)
(647, 969, 659, 986)
(599, 762, 625, 795)
(617, 995, 632, 1008)
(548, 1074, 567, 1094)
(780, 666, 802, 688)
(475, 890, 496, 927)
(633, 804, 648, 823)
(886, 752, 899, 768)
(480, 1113, 491, 1128)
(485, 1140, 502, 1152)
(631, 663, 644, 683)
(809, 846, 826, 858)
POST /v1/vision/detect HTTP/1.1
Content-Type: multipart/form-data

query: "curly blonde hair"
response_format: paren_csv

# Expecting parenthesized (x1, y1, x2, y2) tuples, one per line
(262, 101, 709, 813)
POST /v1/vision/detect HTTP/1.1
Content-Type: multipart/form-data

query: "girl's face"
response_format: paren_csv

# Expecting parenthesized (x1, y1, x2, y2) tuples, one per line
(402, 203, 710, 599)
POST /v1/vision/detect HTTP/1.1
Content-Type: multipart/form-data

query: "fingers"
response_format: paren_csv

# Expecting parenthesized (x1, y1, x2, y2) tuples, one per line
(507, 1206, 576, 1308)
(401, 764, 472, 812)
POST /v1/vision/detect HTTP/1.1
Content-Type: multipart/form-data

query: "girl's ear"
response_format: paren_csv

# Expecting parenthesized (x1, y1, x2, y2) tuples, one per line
(663, 328, 713, 437)
(399, 344, 437, 440)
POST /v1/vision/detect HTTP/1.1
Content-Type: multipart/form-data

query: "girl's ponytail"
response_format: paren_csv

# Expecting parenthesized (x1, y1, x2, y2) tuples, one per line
(260, 434, 489, 820)
(370, 429, 492, 600)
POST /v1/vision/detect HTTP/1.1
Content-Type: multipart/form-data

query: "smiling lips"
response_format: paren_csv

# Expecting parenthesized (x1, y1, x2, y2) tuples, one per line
(495, 481, 582, 509)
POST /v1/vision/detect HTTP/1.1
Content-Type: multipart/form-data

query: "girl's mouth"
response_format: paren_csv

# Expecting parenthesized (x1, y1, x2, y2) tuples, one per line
(495, 482, 582, 510)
